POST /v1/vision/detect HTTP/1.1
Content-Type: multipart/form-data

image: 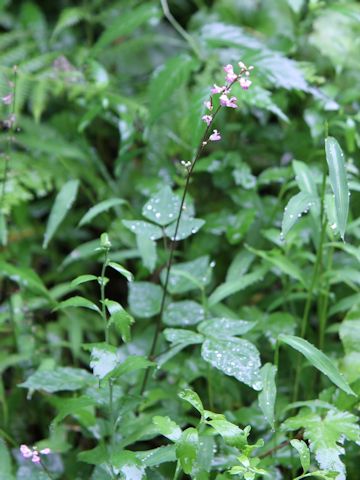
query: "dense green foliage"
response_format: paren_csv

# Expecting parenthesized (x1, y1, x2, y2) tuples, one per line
(0, 1, 359, 479)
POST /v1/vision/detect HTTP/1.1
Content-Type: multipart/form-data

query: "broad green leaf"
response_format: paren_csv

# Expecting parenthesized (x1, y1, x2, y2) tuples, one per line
(0, 438, 13, 480)
(153, 416, 182, 442)
(136, 234, 156, 272)
(198, 318, 255, 338)
(136, 445, 176, 467)
(178, 389, 204, 416)
(163, 301, 205, 327)
(325, 137, 349, 240)
(263, 312, 296, 347)
(339, 308, 360, 354)
(293, 160, 318, 196)
(89, 344, 118, 380)
(128, 282, 162, 318)
(149, 55, 198, 121)
(290, 439, 310, 473)
(281, 192, 318, 238)
(78, 444, 108, 465)
(201, 337, 262, 390)
(208, 267, 267, 306)
(278, 335, 355, 396)
(79, 198, 126, 226)
(161, 256, 211, 294)
(103, 355, 153, 382)
(43, 179, 79, 248)
(71, 274, 98, 287)
(122, 220, 163, 240)
(56, 296, 100, 313)
(19, 367, 94, 393)
(51, 395, 95, 427)
(176, 428, 198, 475)
(93, 3, 160, 53)
(0, 261, 49, 297)
(258, 363, 277, 430)
(142, 186, 181, 226)
(284, 409, 360, 479)
(165, 217, 205, 241)
(164, 328, 203, 346)
(108, 261, 133, 282)
(108, 308, 134, 343)
(111, 450, 146, 479)
(207, 417, 248, 449)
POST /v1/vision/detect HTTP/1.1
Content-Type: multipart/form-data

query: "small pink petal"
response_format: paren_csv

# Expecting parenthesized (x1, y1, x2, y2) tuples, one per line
(210, 84, 225, 94)
(202, 115, 212, 126)
(204, 100, 213, 111)
(2, 93, 12, 105)
(239, 77, 252, 90)
(31, 454, 41, 463)
(209, 129, 221, 142)
(223, 64, 234, 74)
(20, 445, 33, 458)
(40, 448, 51, 455)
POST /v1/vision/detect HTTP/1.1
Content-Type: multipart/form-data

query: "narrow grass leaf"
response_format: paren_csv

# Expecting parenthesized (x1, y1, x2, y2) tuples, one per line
(43, 179, 79, 248)
(79, 198, 126, 226)
(290, 439, 310, 473)
(258, 363, 277, 430)
(279, 334, 355, 396)
(281, 192, 318, 237)
(325, 136, 349, 240)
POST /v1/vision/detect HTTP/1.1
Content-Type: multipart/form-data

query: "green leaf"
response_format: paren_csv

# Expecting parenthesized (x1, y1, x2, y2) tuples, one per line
(108, 308, 134, 343)
(71, 274, 98, 287)
(103, 355, 153, 382)
(136, 234, 156, 272)
(201, 337, 262, 390)
(207, 417, 248, 449)
(136, 445, 176, 467)
(208, 267, 267, 306)
(149, 55, 198, 121)
(93, 3, 160, 53)
(89, 344, 118, 380)
(19, 367, 94, 393)
(78, 443, 108, 465)
(161, 256, 211, 294)
(153, 416, 182, 442)
(278, 335, 355, 396)
(163, 301, 205, 327)
(284, 409, 360, 479)
(0, 261, 49, 297)
(164, 328, 203, 346)
(142, 186, 181, 226)
(325, 137, 349, 240)
(198, 318, 255, 338)
(0, 438, 14, 480)
(165, 217, 205, 241)
(176, 428, 198, 475)
(290, 439, 310, 473)
(43, 179, 79, 248)
(79, 198, 126, 226)
(52, 7, 87, 38)
(56, 296, 100, 313)
(51, 395, 95, 427)
(128, 282, 162, 318)
(258, 363, 277, 430)
(178, 389, 204, 417)
(281, 192, 319, 238)
(293, 160, 318, 197)
(108, 261, 133, 282)
(110, 450, 146, 479)
(122, 220, 163, 240)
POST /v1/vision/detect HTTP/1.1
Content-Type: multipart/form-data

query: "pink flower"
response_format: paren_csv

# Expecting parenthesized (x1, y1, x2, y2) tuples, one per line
(223, 64, 237, 83)
(209, 129, 221, 141)
(2, 93, 12, 105)
(19, 444, 51, 463)
(211, 84, 225, 94)
(219, 94, 237, 108)
(20, 445, 32, 458)
(202, 114, 212, 126)
(239, 77, 252, 90)
(204, 100, 213, 111)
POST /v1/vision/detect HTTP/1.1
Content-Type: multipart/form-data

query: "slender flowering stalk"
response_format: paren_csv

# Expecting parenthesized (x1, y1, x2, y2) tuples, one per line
(140, 61, 254, 394)
(20, 444, 51, 463)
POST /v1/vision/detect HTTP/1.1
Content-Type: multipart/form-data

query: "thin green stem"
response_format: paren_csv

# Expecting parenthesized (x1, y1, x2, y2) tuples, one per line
(173, 461, 182, 480)
(160, 0, 202, 59)
(40, 460, 56, 480)
(139, 103, 223, 395)
(293, 170, 327, 403)
(318, 246, 333, 351)
(100, 249, 109, 343)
